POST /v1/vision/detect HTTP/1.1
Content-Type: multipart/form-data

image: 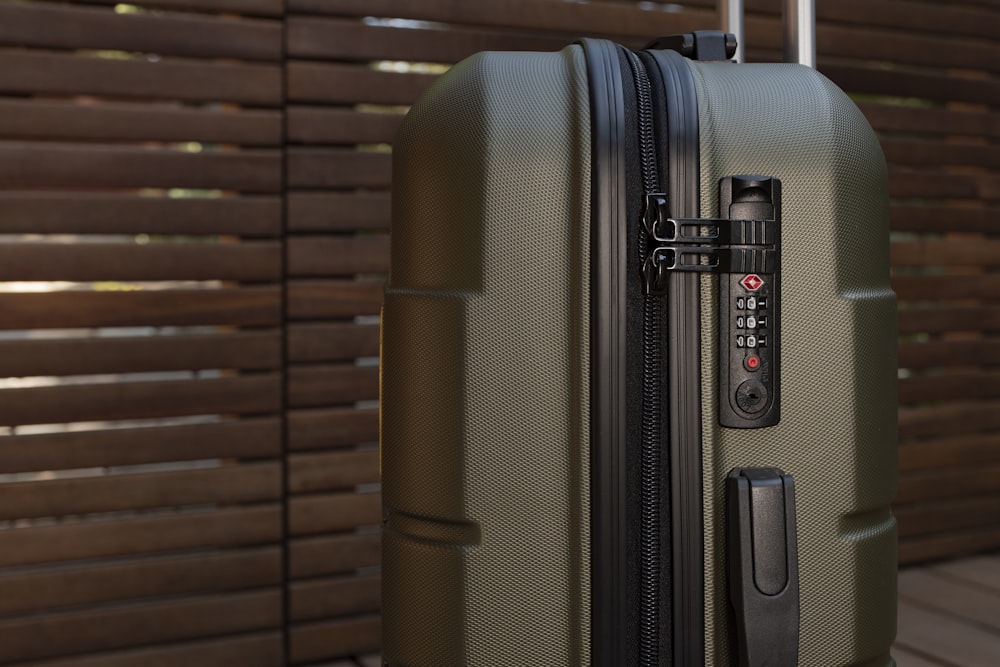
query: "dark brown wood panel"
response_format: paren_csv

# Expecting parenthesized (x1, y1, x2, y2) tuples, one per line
(289, 574, 380, 622)
(901, 433, 1000, 472)
(0, 2, 282, 61)
(0, 331, 281, 378)
(288, 407, 378, 451)
(0, 193, 282, 236)
(898, 307, 1000, 335)
(893, 273, 1000, 301)
(287, 107, 403, 146)
(0, 547, 282, 617)
(287, 192, 390, 232)
(883, 138, 1000, 170)
(0, 373, 282, 426)
(287, 148, 391, 190)
(0, 241, 280, 282)
(287, 15, 566, 63)
(896, 597, 1000, 665)
(0, 142, 281, 192)
(0, 588, 282, 663)
(287, 235, 390, 276)
(288, 364, 379, 408)
(288, 449, 379, 494)
(0, 418, 281, 474)
(0, 287, 282, 330)
(0, 505, 281, 568)
(899, 402, 1000, 441)
(900, 372, 1000, 405)
(892, 238, 1000, 268)
(288, 532, 381, 579)
(286, 62, 436, 105)
(862, 104, 1000, 139)
(23, 632, 284, 667)
(287, 280, 383, 319)
(0, 98, 282, 145)
(899, 569, 1000, 632)
(0, 461, 281, 521)
(289, 615, 380, 664)
(897, 463, 1000, 503)
(823, 63, 1000, 107)
(889, 170, 1000, 201)
(74, 0, 284, 17)
(288, 322, 379, 363)
(896, 496, 1000, 538)
(288, 492, 381, 536)
(899, 340, 1000, 369)
(900, 526, 1000, 566)
(890, 205, 998, 235)
(0, 49, 281, 105)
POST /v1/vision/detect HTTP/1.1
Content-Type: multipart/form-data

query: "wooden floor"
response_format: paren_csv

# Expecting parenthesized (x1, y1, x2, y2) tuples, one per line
(331, 554, 1000, 666)
(895, 553, 1000, 666)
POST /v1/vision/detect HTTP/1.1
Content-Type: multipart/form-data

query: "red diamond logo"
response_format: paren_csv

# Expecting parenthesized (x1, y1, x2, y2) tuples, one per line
(740, 274, 764, 291)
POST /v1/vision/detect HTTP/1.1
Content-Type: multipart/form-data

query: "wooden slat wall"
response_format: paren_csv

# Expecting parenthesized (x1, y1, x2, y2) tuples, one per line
(0, 0, 996, 664)
(0, 2, 285, 666)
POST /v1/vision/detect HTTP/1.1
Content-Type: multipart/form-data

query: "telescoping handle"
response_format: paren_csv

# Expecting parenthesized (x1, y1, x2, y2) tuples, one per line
(720, 0, 816, 67)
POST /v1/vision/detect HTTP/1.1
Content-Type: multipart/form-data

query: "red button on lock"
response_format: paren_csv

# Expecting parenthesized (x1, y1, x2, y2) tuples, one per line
(745, 355, 761, 371)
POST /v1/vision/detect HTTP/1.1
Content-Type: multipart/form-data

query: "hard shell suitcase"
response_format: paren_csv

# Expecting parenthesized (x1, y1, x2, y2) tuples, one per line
(380, 1, 897, 664)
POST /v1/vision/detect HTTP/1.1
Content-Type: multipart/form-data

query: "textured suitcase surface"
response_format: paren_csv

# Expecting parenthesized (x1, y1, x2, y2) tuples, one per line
(382, 38, 896, 666)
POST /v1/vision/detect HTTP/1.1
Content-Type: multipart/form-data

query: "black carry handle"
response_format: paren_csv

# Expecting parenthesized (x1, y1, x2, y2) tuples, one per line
(727, 467, 800, 667)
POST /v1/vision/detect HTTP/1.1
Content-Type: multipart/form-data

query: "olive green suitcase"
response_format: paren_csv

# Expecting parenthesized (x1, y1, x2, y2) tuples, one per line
(380, 5, 896, 666)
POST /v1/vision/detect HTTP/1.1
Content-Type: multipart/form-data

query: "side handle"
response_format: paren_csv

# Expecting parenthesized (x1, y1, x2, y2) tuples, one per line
(727, 467, 800, 667)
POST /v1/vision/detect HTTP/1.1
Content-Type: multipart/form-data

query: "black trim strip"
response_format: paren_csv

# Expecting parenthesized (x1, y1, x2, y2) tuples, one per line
(648, 48, 705, 667)
(579, 38, 629, 667)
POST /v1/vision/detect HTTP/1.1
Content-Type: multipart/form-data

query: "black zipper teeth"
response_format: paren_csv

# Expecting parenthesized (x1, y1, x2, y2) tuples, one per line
(626, 47, 662, 667)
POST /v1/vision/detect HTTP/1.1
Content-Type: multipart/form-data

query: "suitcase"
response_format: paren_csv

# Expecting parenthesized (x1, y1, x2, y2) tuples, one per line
(380, 1, 897, 664)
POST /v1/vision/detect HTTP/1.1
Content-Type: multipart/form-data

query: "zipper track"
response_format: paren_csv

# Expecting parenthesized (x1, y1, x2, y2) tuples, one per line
(625, 47, 663, 667)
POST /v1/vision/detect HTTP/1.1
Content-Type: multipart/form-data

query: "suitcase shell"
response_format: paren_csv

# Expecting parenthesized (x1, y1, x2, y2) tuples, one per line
(381, 40, 896, 666)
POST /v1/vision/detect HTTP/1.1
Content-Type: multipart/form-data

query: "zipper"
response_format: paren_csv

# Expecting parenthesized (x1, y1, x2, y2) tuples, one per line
(625, 47, 665, 667)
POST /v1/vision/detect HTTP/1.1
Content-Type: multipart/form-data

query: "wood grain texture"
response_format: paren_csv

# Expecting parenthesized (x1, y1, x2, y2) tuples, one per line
(287, 235, 390, 276)
(288, 407, 378, 451)
(287, 280, 383, 319)
(288, 322, 379, 362)
(288, 492, 381, 536)
(75, 0, 283, 17)
(288, 532, 380, 579)
(288, 449, 380, 493)
(288, 364, 379, 408)
(289, 614, 380, 664)
(289, 574, 380, 622)
(287, 192, 390, 232)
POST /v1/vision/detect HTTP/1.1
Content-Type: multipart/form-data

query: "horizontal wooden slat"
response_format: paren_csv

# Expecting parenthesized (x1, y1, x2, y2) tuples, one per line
(0, 241, 280, 282)
(933, 554, 1000, 592)
(900, 432, 1000, 472)
(74, 0, 283, 17)
(899, 525, 1000, 565)
(0, 142, 281, 191)
(896, 463, 1000, 503)
(0, 2, 281, 61)
(890, 205, 998, 234)
(23, 632, 284, 667)
(0, 588, 281, 663)
(0, 418, 281, 474)
(288, 449, 379, 494)
(896, 496, 1000, 538)
(892, 238, 1000, 267)
(0, 373, 282, 426)
(0, 331, 281, 377)
(287, 14, 566, 63)
(899, 402, 1000, 440)
(289, 322, 379, 362)
(289, 532, 380, 579)
(0, 49, 281, 105)
(0, 287, 281, 330)
(895, 597, 1000, 666)
(863, 104, 1000, 140)
(823, 63, 1000, 107)
(288, 148, 391, 189)
(290, 614, 380, 664)
(0, 193, 281, 236)
(289, 492, 381, 535)
(0, 504, 281, 568)
(889, 170, 1000, 201)
(289, 364, 379, 408)
(287, 192, 390, 232)
(287, 62, 436, 105)
(882, 138, 1000, 169)
(288, 280, 383, 319)
(898, 569, 1000, 634)
(0, 98, 281, 145)
(900, 372, 1000, 404)
(899, 340, 1000, 368)
(892, 273, 1000, 301)
(287, 107, 403, 146)
(288, 407, 378, 451)
(0, 461, 281, 521)
(290, 574, 379, 622)
(0, 547, 281, 617)
(287, 235, 390, 276)
(898, 306, 1000, 334)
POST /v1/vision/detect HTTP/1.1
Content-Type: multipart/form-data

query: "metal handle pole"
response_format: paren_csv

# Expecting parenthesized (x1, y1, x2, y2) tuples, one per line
(720, 0, 745, 64)
(784, 0, 816, 67)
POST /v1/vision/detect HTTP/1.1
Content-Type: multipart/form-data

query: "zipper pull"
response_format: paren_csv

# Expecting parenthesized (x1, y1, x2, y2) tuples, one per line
(642, 193, 670, 240)
(642, 247, 671, 295)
